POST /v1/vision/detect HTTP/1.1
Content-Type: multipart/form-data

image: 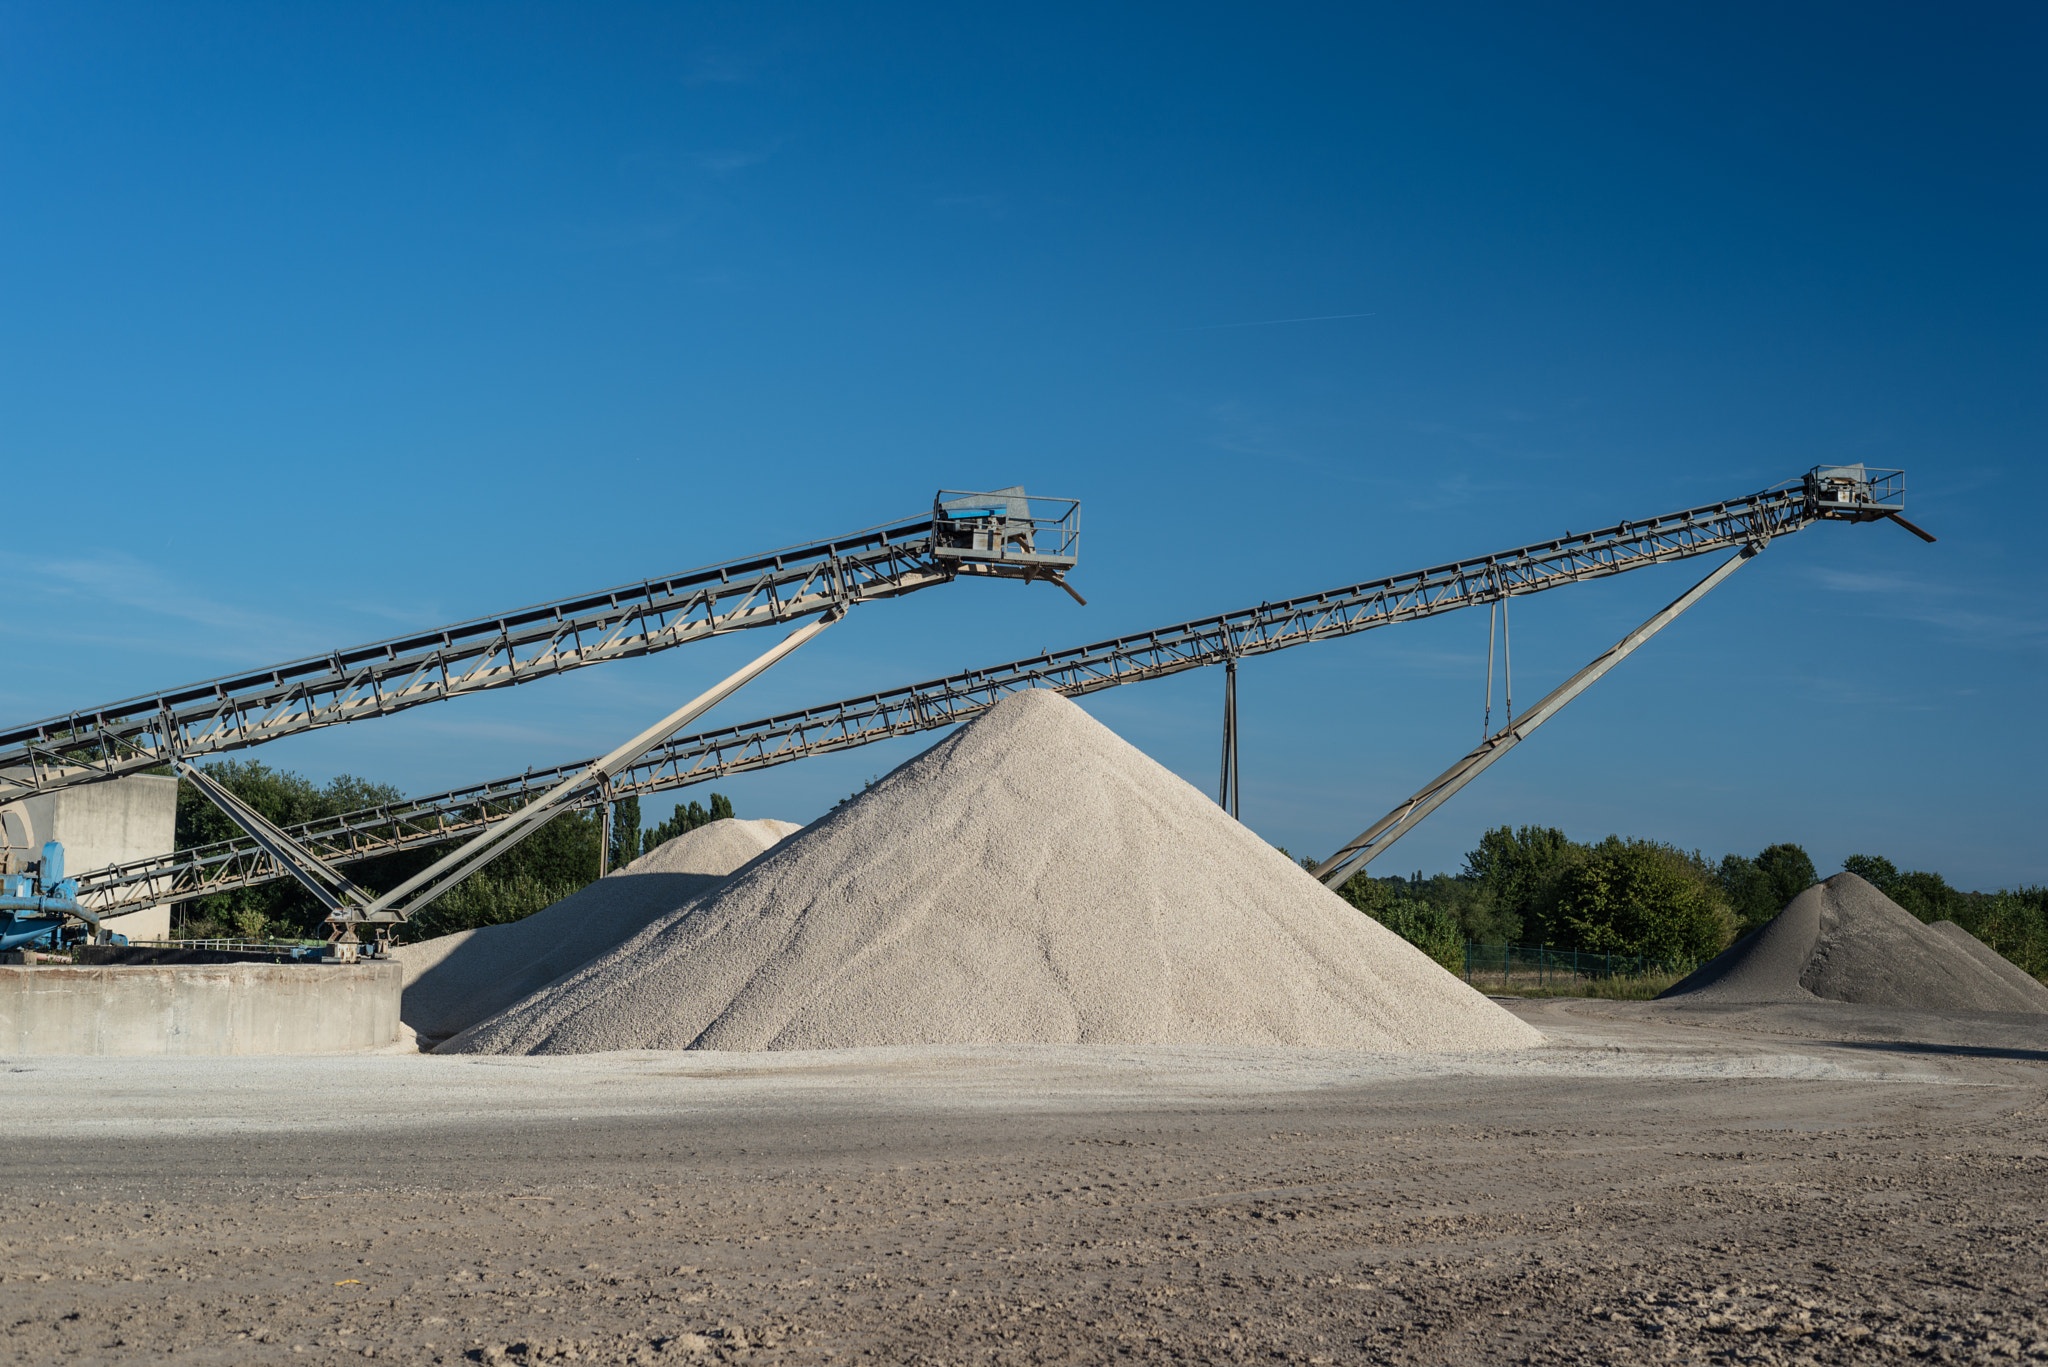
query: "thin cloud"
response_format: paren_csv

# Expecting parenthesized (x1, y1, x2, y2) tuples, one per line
(392, 714, 601, 750)
(335, 598, 452, 629)
(0, 551, 302, 644)
(933, 192, 1009, 219)
(563, 216, 693, 253)
(1807, 566, 2044, 647)
(1809, 567, 1939, 595)
(1894, 604, 2048, 646)
(683, 54, 752, 86)
(698, 140, 785, 176)
(1202, 400, 1312, 466)
(1399, 417, 1565, 465)
(1178, 312, 1375, 331)
(1399, 469, 1518, 513)
(699, 150, 766, 174)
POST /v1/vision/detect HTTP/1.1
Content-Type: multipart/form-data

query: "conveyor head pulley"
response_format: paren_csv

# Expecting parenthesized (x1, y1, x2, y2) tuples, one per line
(932, 487, 1081, 573)
(1805, 464, 1906, 521)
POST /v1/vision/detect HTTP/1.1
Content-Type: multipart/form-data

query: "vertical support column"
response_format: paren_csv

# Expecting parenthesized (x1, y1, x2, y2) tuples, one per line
(597, 776, 614, 878)
(1218, 656, 1240, 819)
(1483, 596, 1497, 740)
(1502, 587, 1513, 730)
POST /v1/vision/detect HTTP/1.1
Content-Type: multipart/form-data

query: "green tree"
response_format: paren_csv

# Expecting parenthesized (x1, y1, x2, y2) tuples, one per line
(1461, 825, 1571, 944)
(1335, 874, 1462, 971)
(1951, 887, 2048, 982)
(1755, 843, 1817, 908)
(173, 759, 610, 942)
(1716, 854, 1769, 930)
(638, 792, 737, 856)
(1533, 837, 1735, 963)
(1841, 853, 1899, 892)
(1718, 842, 1817, 933)
(1842, 853, 1968, 922)
(1842, 855, 2046, 984)
(387, 807, 604, 941)
(174, 761, 405, 940)
(405, 868, 584, 941)
(609, 795, 641, 872)
(1893, 869, 1966, 922)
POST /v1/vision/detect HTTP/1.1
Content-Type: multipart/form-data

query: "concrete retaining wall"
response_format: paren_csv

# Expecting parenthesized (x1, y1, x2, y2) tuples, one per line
(4, 775, 180, 942)
(0, 962, 401, 1055)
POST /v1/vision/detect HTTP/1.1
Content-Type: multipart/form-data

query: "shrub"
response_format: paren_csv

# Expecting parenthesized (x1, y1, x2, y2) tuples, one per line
(1335, 875, 1462, 971)
(401, 870, 583, 942)
(1535, 837, 1735, 963)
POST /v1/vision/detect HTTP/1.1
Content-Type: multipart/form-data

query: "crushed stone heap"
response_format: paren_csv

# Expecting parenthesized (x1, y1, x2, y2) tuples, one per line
(1660, 872, 2048, 1014)
(613, 818, 805, 879)
(394, 817, 801, 1044)
(441, 688, 1544, 1055)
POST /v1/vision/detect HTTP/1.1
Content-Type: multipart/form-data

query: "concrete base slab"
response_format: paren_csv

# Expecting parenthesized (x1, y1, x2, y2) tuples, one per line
(0, 962, 400, 1055)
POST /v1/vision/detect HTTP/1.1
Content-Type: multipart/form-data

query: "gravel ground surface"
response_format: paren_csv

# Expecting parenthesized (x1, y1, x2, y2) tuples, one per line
(3, 998, 2045, 1365)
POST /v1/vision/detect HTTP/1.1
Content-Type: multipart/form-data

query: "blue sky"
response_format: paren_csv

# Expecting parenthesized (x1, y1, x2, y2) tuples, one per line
(3, 3, 2042, 887)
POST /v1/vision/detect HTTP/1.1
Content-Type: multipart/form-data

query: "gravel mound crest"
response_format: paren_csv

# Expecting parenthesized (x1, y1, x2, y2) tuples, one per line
(441, 688, 1542, 1055)
(1660, 872, 2048, 1013)
(395, 817, 801, 1044)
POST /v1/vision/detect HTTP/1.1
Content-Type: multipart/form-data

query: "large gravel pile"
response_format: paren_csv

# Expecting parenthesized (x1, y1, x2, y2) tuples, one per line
(1661, 872, 2048, 1013)
(441, 689, 1543, 1056)
(395, 818, 800, 1044)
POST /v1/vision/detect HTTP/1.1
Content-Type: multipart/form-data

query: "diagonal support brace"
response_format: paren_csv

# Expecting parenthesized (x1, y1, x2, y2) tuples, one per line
(340, 605, 847, 930)
(174, 759, 378, 917)
(1312, 544, 1762, 889)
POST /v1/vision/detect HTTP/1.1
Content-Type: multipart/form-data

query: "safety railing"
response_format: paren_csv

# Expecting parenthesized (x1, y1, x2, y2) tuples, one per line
(121, 937, 331, 961)
(933, 491, 1081, 565)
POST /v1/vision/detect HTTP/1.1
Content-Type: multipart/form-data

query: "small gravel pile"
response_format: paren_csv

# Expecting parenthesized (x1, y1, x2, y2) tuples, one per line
(1661, 872, 2048, 1013)
(1926, 920, 2048, 1008)
(395, 817, 800, 1044)
(441, 688, 1542, 1055)
(613, 818, 804, 878)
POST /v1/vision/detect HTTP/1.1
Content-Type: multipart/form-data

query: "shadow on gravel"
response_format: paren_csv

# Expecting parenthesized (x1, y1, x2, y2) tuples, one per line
(1832, 1039, 2048, 1063)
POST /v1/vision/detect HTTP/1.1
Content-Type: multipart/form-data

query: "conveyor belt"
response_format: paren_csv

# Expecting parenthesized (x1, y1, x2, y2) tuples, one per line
(0, 496, 1078, 802)
(75, 472, 1847, 918)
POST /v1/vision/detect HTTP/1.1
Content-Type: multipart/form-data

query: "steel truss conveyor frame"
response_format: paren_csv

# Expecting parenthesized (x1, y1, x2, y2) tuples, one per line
(73, 467, 1896, 920)
(0, 493, 1082, 803)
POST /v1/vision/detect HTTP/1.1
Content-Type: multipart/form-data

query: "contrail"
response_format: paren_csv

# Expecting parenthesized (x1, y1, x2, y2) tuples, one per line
(1181, 311, 1376, 331)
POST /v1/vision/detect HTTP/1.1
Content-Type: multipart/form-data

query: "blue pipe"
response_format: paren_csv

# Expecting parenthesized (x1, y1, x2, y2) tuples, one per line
(0, 841, 96, 952)
(0, 915, 66, 953)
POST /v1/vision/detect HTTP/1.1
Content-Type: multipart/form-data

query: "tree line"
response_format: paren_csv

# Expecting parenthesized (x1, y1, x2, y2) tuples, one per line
(1329, 825, 2048, 984)
(160, 761, 2048, 986)
(168, 762, 737, 943)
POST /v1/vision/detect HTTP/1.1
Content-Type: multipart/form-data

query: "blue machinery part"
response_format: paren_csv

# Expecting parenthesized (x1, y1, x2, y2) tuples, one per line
(0, 840, 105, 953)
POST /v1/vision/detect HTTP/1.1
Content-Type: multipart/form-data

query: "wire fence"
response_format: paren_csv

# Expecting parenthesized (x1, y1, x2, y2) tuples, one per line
(138, 937, 326, 952)
(1461, 943, 1697, 991)
(120, 937, 330, 961)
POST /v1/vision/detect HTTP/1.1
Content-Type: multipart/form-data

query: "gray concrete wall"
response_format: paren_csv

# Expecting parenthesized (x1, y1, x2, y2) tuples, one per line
(0, 962, 400, 1055)
(2, 775, 179, 942)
